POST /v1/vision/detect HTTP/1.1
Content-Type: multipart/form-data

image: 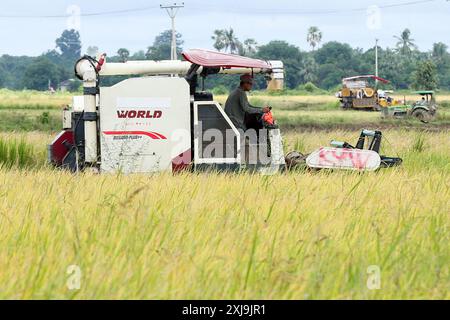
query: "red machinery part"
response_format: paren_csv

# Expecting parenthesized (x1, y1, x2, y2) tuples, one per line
(96, 53, 106, 72)
(48, 130, 74, 166)
(182, 49, 271, 69)
(262, 111, 275, 126)
(172, 149, 192, 173)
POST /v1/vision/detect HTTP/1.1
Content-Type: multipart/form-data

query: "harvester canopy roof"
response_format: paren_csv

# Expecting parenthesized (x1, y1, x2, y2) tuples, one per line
(413, 90, 434, 95)
(343, 75, 390, 84)
(182, 49, 272, 70)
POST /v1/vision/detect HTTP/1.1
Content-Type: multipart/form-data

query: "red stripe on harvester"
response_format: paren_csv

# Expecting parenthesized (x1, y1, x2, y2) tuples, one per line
(150, 132, 167, 140)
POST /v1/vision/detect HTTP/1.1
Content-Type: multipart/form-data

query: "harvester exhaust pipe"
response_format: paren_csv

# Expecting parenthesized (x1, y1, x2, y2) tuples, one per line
(97, 60, 282, 79)
(75, 56, 101, 165)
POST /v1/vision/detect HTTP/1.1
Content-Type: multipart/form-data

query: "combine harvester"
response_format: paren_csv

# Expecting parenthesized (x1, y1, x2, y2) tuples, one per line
(336, 75, 401, 111)
(49, 49, 401, 174)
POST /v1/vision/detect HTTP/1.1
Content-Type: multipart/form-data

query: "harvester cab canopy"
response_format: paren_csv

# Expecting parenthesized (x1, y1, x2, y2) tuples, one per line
(413, 90, 434, 101)
(182, 49, 272, 69)
(181, 49, 283, 92)
(342, 75, 389, 89)
(414, 90, 434, 95)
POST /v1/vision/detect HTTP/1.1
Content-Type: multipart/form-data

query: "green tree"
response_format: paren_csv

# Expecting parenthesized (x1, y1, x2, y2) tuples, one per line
(86, 46, 99, 57)
(222, 28, 241, 54)
(430, 42, 450, 88)
(0, 55, 35, 89)
(394, 28, 417, 55)
(242, 38, 258, 56)
(307, 26, 322, 51)
(379, 48, 415, 89)
(22, 57, 62, 91)
(299, 55, 318, 83)
(315, 41, 353, 65)
(131, 50, 147, 61)
(117, 48, 130, 62)
(146, 30, 183, 60)
(211, 28, 241, 54)
(0, 65, 5, 87)
(55, 29, 82, 63)
(316, 63, 346, 89)
(212, 30, 226, 51)
(257, 40, 305, 89)
(44, 49, 64, 65)
(412, 60, 438, 90)
(239, 38, 258, 56)
(431, 42, 448, 63)
(314, 42, 356, 88)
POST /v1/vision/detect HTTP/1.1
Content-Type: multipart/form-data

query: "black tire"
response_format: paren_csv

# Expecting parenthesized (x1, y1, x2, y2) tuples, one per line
(340, 99, 352, 110)
(411, 108, 430, 123)
(285, 151, 308, 170)
(380, 156, 403, 168)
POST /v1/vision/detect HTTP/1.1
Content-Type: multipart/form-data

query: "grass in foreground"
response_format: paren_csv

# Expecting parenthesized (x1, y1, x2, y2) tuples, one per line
(0, 167, 448, 299)
(0, 130, 448, 299)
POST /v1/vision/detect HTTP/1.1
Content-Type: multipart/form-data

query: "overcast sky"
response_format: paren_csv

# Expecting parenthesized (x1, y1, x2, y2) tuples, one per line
(0, 0, 449, 56)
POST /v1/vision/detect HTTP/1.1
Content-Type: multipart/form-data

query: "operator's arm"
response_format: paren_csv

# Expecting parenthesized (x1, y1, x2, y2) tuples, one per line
(240, 91, 263, 114)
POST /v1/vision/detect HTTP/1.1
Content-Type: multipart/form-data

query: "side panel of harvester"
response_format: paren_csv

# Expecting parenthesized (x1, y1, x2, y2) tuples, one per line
(99, 77, 191, 173)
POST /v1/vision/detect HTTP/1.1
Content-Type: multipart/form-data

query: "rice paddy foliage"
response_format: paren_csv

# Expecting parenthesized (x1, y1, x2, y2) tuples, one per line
(0, 90, 448, 299)
(0, 130, 448, 299)
(0, 136, 37, 169)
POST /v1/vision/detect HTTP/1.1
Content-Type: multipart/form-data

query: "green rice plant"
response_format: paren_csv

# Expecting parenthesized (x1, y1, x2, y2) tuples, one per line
(0, 111, 61, 132)
(411, 133, 426, 153)
(293, 137, 305, 152)
(0, 136, 36, 169)
(38, 112, 50, 124)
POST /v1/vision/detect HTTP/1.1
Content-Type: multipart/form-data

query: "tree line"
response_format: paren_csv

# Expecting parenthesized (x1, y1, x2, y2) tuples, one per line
(0, 27, 448, 92)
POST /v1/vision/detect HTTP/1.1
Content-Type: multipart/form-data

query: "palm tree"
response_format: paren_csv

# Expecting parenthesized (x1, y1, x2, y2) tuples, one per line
(212, 30, 226, 52)
(431, 42, 448, 62)
(307, 26, 322, 51)
(394, 29, 417, 55)
(212, 28, 245, 54)
(223, 28, 241, 54)
(239, 38, 258, 56)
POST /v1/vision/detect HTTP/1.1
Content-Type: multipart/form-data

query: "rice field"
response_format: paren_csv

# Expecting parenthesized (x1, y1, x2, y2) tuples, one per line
(0, 90, 448, 300)
(0, 129, 448, 299)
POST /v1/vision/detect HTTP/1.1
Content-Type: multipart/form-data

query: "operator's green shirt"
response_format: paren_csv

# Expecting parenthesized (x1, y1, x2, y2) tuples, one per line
(224, 87, 262, 130)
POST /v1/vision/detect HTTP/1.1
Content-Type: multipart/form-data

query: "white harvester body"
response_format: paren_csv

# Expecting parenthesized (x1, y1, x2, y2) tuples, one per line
(99, 77, 191, 173)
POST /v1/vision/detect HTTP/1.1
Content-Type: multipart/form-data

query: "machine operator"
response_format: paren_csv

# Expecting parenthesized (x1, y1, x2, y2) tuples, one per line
(224, 74, 270, 131)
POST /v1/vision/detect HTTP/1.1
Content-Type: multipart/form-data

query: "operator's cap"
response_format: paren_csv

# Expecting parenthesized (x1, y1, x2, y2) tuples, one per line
(240, 74, 253, 84)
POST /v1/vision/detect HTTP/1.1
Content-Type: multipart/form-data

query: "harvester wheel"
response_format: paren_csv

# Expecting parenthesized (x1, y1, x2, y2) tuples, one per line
(341, 100, 352, 110)
(285, 151, 308, 170)
(411, 109, 430, 123)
